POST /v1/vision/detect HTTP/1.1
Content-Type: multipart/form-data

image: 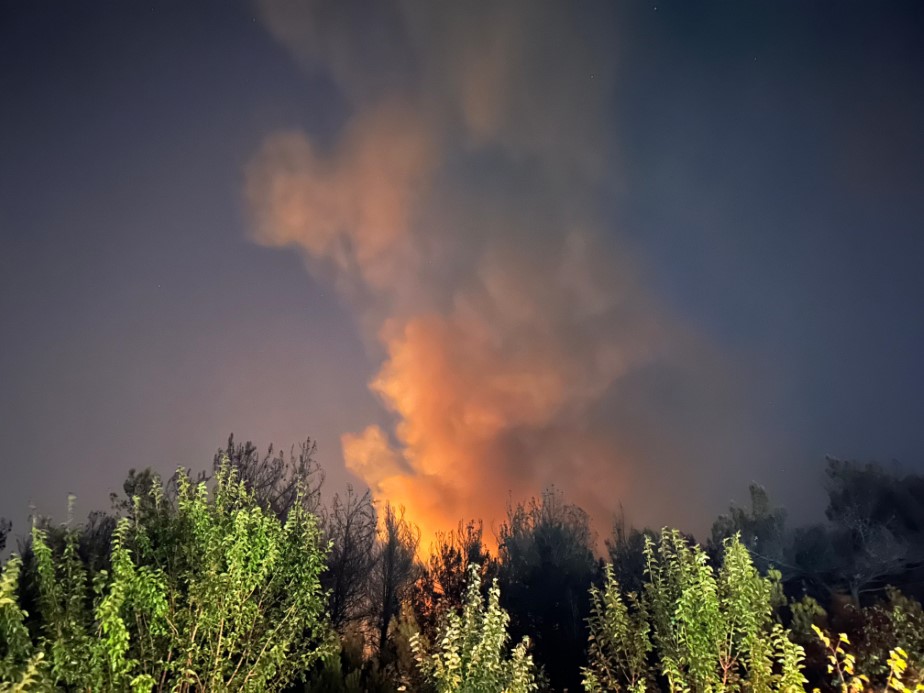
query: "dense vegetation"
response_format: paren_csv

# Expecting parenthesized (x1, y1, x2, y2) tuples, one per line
(2, 435, 924, 691)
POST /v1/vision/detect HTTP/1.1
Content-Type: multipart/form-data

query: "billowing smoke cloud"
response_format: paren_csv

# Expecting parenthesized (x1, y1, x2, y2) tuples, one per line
(247, 0, 765, 545)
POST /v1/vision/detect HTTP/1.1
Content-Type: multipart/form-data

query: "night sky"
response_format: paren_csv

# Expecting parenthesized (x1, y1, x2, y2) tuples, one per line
(2, 0, 923, 546)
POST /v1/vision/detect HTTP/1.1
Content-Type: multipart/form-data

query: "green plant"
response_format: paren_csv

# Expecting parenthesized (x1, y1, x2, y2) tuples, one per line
(411, 563, 537, 693)
(885, 647, 924, 692)
(582, 564, 651, 692)
(813, 624, 924, 693)
(856, 587, 924, 687)
(790, 595, 827, 639)
(600, 530, 808, 692)
(0, 556, 47, 691)
(4, 459, 334, 691)
(812, 626, 869, 692)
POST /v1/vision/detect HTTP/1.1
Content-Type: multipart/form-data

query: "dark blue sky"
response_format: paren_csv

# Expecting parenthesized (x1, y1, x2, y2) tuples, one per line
(1, 0, 923, 542)
(611, 2, 924, 460)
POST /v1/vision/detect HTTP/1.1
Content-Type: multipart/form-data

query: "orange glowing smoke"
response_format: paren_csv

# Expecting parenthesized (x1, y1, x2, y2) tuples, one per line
(246, 0, 760, 547)
(246, 102, 661, 546)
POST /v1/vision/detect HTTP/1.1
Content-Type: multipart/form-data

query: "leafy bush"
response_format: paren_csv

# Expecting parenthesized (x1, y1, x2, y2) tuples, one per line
(2, 460, 334, 691)
(0, 556, 46, 691)
(412, 563, 537, 693)
(584, 530, 806, 692)
(856, 588, 924, 687)
(582, 564, 652, 692)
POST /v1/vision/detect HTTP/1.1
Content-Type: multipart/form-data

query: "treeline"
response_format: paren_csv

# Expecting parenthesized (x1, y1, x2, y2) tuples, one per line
(1, 435, 923, 691)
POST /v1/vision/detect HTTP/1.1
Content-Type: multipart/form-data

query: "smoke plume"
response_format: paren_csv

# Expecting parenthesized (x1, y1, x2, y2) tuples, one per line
(246, 0, 763, 545)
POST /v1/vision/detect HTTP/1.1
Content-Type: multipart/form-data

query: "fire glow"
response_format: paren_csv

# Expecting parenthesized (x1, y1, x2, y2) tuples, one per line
(246, 0, 754, 546)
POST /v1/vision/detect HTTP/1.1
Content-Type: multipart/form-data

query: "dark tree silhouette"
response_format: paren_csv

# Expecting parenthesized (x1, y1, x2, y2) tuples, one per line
(412, 519, 495, 642)
(498, 488, 598, 692)
(109, 467, 161, 518)
(709, 484, 788, 575)
(824, 459, 924, 604)
(322, 485, 378, 629)
(606, 509, 656, 597)
(214, 434, 324, 519)
(370, 503, 420, 658)
(0, 517, 10, 553)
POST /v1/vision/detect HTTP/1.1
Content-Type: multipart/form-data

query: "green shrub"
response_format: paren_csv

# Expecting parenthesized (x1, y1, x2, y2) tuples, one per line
(411, 563, 537, 693)
(2, 460, 334, 691)
(0, 556, 47, 691)
(584, 530, 806, 692)
(582, 564, 651, 693)
(856, 588, 924, 687)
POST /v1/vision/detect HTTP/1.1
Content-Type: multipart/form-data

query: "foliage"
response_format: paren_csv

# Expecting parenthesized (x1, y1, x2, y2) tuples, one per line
(788, 591, 829, 678)
(885, 647, 924, 693)
(388, 601, 429, 691)
(411, 563, 537, 693)
(812, 626, 869, 692)
(856, 587, 924, 687)
(0, 556, 46, 691)
(813, 622, 924, 692)
(1, 460, 334, 691)
(638, 530, 805, 692)
(6, 445, 924, 691)
(110, 468, 163, 518)
(19, 510, 116, 589)
(789, 596, 827, 638)
(414, 520, 495, 644)
(582, 564, 652, 693)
